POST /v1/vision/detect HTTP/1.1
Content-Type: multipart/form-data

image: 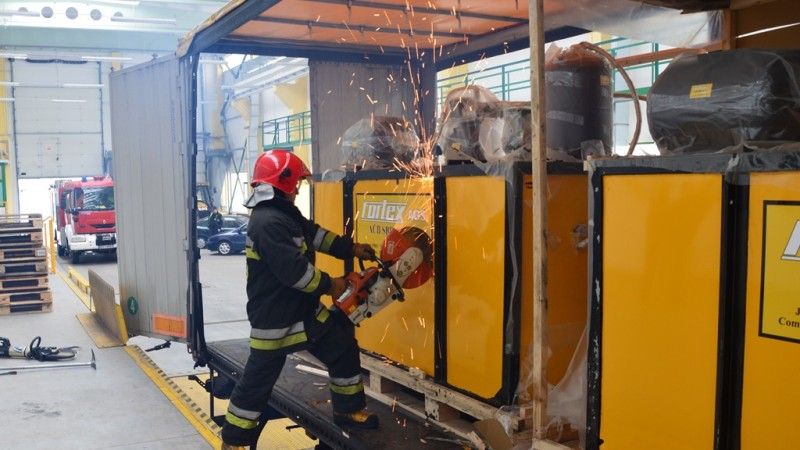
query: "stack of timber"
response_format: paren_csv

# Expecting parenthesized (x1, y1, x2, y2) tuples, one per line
(0, 214, 51, 315)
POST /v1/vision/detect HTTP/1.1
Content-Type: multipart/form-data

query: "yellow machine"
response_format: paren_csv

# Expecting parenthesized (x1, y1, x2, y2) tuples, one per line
(587, 151, 800, 450)
(313, 163, 587, 405)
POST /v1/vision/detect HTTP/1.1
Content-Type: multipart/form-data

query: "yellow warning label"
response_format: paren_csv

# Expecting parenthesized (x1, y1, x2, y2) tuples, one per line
(760, 202, 800, 343)
(354, 193, 432, 253)
(689, 83, 714, 99)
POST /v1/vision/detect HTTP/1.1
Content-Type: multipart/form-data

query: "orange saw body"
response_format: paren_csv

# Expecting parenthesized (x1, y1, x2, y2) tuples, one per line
(334, 227, 432, 325)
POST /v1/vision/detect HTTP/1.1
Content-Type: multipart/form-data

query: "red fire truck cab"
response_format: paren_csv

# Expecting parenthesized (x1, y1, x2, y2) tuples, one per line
(54, 177, 116, 263)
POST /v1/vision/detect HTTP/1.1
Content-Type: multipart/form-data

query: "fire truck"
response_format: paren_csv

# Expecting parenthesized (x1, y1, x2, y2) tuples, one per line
(54, 177, 116, 264)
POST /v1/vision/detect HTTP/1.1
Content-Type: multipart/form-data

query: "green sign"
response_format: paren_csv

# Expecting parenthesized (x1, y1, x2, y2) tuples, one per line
(127, 296, 139, 315)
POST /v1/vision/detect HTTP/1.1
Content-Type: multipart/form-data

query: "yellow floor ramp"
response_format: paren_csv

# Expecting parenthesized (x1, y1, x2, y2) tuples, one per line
(125, 345, 317, 449)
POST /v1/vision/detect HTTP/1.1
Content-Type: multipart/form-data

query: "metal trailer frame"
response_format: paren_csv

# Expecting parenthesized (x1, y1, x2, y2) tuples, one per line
(110, 1, 742, 448)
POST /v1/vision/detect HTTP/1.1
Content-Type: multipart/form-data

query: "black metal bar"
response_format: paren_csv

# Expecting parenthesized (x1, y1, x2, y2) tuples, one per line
(343, 177, 355, 274)
(719, 174, 749, 450)
(714, 177, 732, 450)
(251, 15, 473, 39)
(500, 165, 523, 406)
(585, 168, 604, 450)
(186, 0, 283, 55)
(435, 24, 587, 71)
(433, 176, 447, 384)
(304, 0, 527, 24)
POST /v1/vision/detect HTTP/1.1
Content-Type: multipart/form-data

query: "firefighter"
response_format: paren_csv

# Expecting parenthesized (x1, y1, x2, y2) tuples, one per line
(221, 150, 379, 449)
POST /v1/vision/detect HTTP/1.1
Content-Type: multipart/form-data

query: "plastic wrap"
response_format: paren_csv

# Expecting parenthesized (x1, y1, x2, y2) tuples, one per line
(545, 43, 613, 159)
(341, 116, 419, 169)
(475, 160, 588, 448)
(648, 49, 800, 155)
(436, 86, 532, 163)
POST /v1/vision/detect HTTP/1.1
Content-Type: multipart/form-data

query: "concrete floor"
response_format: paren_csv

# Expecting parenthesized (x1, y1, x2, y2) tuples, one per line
(0, 273, 211, 449)
(51, 251, 317, 449)
(72, 250, 251, 343)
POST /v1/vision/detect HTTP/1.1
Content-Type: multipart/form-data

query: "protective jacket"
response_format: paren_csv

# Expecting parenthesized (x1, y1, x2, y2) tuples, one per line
(245, 196, 353, 354)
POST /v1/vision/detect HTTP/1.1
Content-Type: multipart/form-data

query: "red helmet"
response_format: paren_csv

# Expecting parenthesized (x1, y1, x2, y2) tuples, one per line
(251, 150, 311, 194)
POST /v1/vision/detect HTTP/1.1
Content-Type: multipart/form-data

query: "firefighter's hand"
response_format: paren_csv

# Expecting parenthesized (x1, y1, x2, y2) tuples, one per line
(328, 277, 347, 299)
(352, 243, 377, 261)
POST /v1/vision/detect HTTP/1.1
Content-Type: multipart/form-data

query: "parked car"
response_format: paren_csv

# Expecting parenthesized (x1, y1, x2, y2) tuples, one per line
(196, 214, 247, 249)
(207, 224, 247, 255)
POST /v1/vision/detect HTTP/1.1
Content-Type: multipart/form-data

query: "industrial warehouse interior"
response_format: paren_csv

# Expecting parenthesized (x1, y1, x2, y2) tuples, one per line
(1, 1, 798, 449)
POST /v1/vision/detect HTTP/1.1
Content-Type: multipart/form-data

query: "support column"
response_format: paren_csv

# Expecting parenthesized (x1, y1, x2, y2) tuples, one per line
(528, 0, 549, 443)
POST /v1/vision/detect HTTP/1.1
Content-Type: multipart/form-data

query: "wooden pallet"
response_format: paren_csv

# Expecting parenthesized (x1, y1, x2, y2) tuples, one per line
(0, 247, 47, 260)
(0, 299, 52, 315)
(295, 351, 526, 444)
(0, 214, 43, 231)
(0, 260, 47, 277)
(0, 289, 52, 306)
(0, 231, 43, 248)
(0, 275, 48, 292)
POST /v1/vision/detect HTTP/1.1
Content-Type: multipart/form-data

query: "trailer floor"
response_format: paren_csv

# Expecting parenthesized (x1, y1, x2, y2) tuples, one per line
(0, 273, 210, 450)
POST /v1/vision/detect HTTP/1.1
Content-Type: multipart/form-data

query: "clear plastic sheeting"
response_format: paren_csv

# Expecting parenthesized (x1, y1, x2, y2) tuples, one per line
(544, 0, 721, 49)
(340, 116, 420, 170)
(648, 49, 800, 155)
(436, 86, 532, 163)
(476, 160, 588, 448)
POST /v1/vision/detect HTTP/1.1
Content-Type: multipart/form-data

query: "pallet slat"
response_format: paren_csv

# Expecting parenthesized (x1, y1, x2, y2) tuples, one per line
(0, 300, 52, 315)
(0, 247, 47, 260)
(0, 231, 44, 248)
(0, 214, 43, 231)
(0, 289, 52, 305)
(0, 261, 47, 277)
(0, 275, 48, 292)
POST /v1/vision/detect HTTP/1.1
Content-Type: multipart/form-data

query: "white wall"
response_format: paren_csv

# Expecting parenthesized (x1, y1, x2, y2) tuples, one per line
(18, 177, 64, 220)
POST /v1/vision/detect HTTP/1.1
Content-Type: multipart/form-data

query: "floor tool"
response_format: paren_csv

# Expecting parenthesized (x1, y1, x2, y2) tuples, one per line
(0, 349, 96, 372)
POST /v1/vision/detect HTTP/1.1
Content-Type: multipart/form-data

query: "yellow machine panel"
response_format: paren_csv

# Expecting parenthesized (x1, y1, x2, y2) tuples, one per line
(741, 172, 800, 450)
(352, 178, 436, 376)
(520, 174, 588, 394)
(313, 182, 345, 294)
(601, 174, 722, 450)
(445, 176, 506, 398)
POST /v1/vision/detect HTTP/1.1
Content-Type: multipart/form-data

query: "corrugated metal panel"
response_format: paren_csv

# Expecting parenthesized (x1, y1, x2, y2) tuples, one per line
(13, 60, 104, 177)
(110, 55, 194, 341)
(309, 61, 415, 172)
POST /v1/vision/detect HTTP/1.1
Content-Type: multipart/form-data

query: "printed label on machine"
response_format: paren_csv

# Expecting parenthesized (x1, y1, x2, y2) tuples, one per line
(355, 193, 432, 252)
(759, 201, 800, 343)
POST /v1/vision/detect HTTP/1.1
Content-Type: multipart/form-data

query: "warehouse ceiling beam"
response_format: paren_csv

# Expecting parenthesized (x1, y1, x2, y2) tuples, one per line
(250, 15, 476, 39)
(302, 0, 527, 25)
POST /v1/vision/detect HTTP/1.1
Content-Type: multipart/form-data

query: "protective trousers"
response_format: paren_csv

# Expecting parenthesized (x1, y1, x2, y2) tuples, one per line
(221, 312, 366, 446)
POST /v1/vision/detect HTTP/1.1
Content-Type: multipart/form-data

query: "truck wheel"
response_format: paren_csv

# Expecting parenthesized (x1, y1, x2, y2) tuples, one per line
(70, 250, 81, 264)
(57, 245, 65, 257)
(217, 241, 232, 255)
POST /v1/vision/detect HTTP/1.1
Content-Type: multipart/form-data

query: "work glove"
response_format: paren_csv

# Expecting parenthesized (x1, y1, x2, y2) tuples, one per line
(328, 277, 347, 299)
(352, 243, 377, 261)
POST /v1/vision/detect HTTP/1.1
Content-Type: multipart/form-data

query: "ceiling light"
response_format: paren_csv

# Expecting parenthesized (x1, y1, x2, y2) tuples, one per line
(81, 56, 132, 62)
(0, 53, 28, 59)
(65, 7, 79, 20)
(0, 98, 15, 103)
(51, 99, 88, 103)
(0, 8, 41, 18)
(95, 0, 141, 5)
(62, 83, 105, 88)
(0, 81, 21, 87)
(110, 15, 177, 24)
